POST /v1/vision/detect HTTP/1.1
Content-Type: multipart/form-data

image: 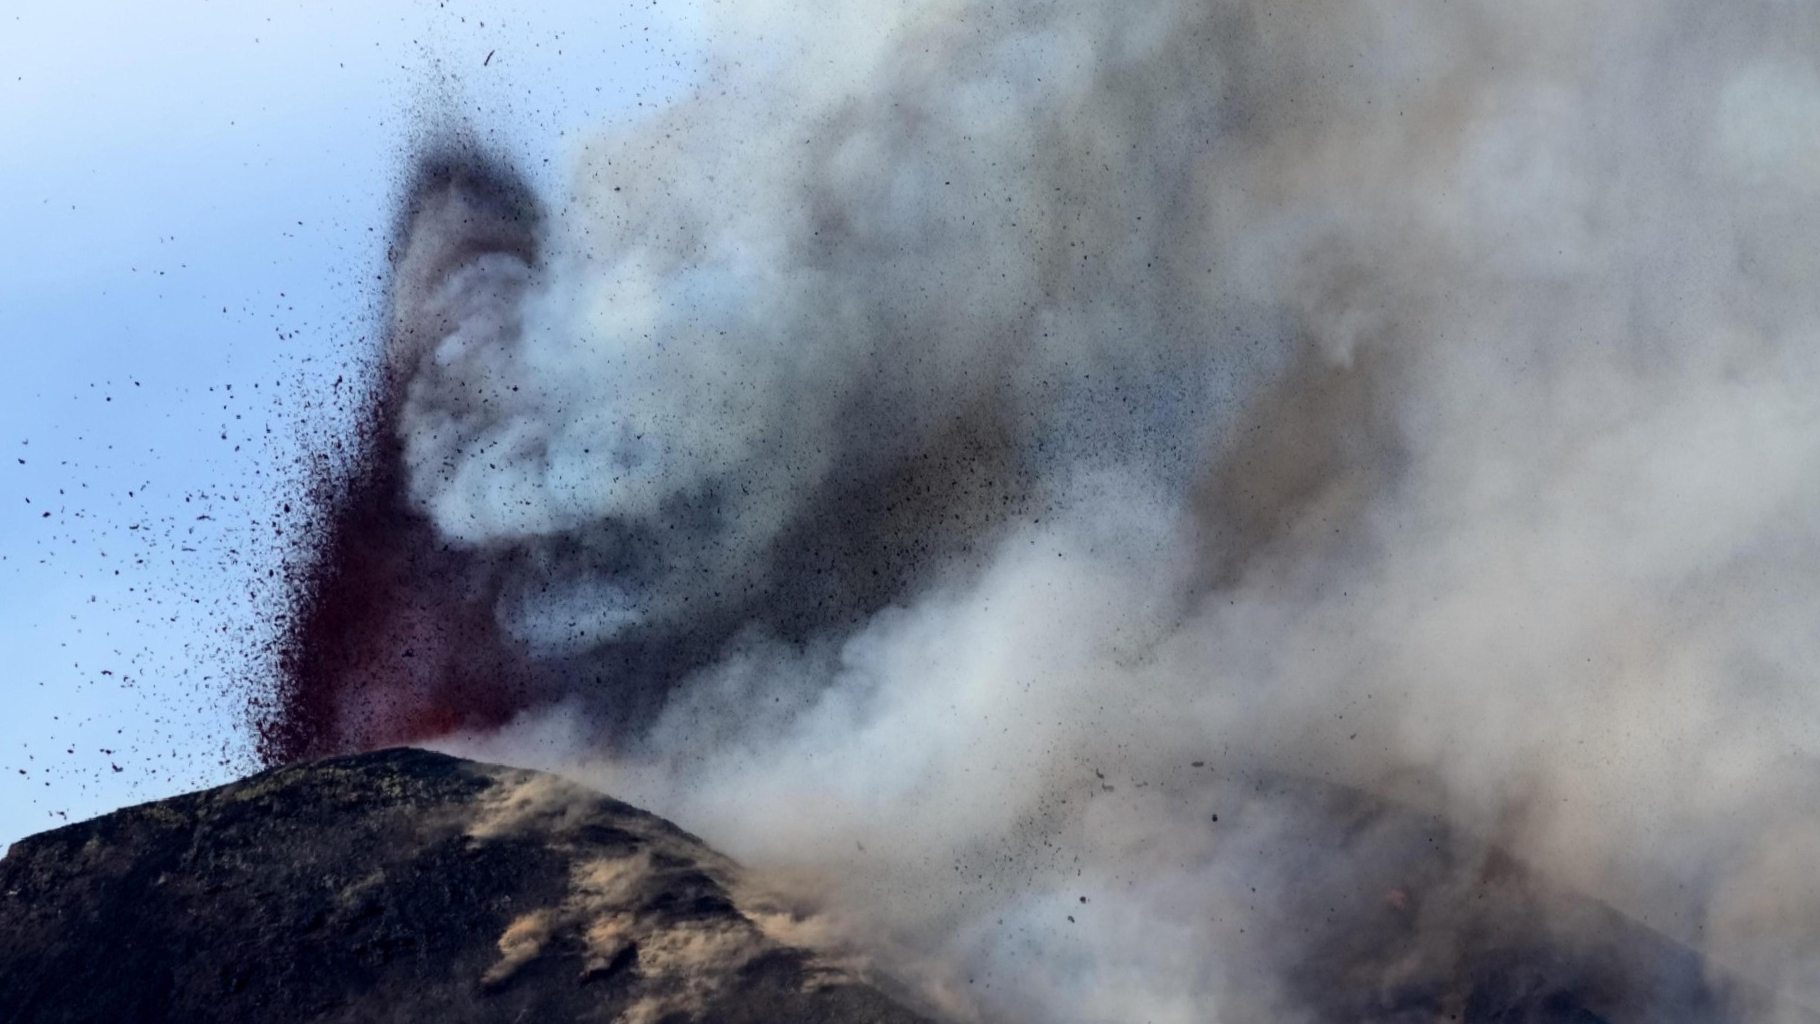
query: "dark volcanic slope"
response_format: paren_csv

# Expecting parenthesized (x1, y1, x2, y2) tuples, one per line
(0, 749, 926, 1024)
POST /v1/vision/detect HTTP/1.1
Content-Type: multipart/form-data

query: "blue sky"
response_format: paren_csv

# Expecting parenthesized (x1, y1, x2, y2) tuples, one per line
(0, 0, 698, 846)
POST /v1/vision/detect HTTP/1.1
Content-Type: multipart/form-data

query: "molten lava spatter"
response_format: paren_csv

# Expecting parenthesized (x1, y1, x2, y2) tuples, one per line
(260, 154, 547, 764)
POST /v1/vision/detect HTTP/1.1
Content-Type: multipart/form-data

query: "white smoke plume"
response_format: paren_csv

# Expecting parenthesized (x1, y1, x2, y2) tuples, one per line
(383, 0, 1820, 1018)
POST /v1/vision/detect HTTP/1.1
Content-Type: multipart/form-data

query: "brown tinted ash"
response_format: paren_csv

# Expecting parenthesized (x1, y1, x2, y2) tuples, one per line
(260, 154, 545, 764)
(251, 151, 1805, 1024)
(259, 151, 1025, 764)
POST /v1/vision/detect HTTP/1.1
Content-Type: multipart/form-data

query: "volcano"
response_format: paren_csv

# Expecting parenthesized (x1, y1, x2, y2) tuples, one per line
(2, 750, 1806, 1023)
(0, 749, 929, 1024)
(200, 0, 1820, 1015)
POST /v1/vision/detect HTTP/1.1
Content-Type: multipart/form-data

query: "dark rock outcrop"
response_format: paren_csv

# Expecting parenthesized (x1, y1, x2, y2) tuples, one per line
(0, 748, 926, 1024)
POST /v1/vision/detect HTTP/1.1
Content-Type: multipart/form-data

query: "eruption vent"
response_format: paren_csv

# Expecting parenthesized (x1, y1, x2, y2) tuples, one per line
(269, 0, 1820, 1020)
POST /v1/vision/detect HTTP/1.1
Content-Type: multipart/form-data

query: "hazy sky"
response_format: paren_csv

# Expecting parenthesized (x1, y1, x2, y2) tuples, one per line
(0, 0, 698, 846)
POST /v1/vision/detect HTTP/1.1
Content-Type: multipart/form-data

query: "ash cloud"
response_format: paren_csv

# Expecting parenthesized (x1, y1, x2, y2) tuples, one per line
(280, 0, 1820, 1019)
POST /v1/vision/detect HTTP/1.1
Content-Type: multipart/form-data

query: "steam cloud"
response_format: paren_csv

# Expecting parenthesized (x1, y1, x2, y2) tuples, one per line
(276, 0, 1820, 1019)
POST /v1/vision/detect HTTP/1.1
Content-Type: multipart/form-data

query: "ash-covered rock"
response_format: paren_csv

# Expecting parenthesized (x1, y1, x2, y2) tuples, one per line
(0, 748, 927, 1024)
(1, 748, 1809, 1024)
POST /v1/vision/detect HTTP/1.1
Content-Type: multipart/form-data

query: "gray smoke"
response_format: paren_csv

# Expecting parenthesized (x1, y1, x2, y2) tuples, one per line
(403, 0, 1820, 1019)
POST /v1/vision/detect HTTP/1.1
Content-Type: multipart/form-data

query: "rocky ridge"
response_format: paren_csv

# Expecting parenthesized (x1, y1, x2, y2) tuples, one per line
(0, 748, 926, 1024)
